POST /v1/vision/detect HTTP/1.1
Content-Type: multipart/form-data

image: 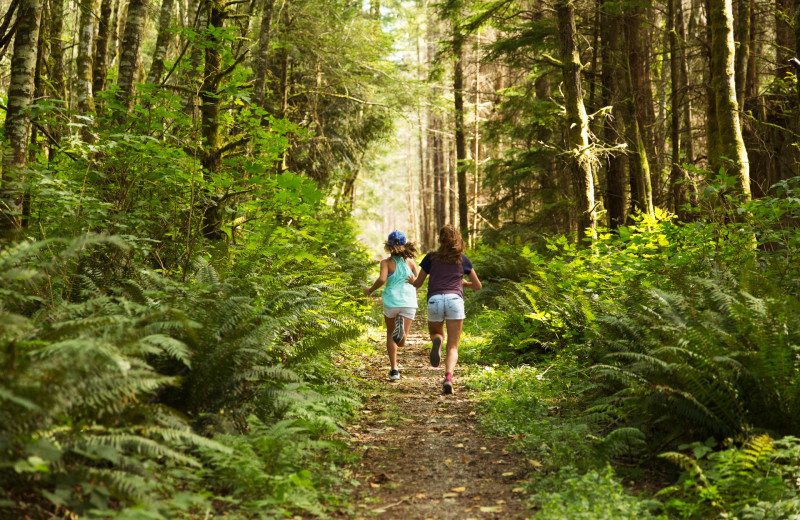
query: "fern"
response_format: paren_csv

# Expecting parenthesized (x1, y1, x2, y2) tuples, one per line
(590, 275, 800, 448)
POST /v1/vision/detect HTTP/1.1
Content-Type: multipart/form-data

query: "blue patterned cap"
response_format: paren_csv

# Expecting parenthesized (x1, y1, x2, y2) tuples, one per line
(388, 230, 406, 246)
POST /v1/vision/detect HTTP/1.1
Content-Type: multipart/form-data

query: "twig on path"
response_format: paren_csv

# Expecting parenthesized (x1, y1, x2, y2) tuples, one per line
(379, 497, 409, 510)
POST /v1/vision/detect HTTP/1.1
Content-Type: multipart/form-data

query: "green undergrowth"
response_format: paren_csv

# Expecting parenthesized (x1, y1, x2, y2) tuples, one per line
(1, 203, 379, 518)
(462, 176, 800, 518)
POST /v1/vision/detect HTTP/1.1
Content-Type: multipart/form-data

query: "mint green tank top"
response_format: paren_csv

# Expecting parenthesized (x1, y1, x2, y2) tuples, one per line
(382, 256, 418, 309)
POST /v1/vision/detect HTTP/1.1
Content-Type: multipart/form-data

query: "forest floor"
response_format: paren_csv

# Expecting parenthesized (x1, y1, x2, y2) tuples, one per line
(333, 318, 532, 519)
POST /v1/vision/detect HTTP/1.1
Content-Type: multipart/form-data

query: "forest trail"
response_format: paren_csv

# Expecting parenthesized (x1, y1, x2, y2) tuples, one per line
(338, 319, 532, 520)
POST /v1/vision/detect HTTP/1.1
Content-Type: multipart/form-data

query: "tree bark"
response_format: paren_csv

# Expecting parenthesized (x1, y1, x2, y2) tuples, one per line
(734, 0, 750, 109)
(116, 0, 148, 114)
(146, 0, 176, 84)
(48, 0, 66, 161)
(622, 10, 654, 216)
(93, 0, 114, 94)
(200, 1, 224, 239)
(1, 0, 42, 238)
(253, 0, 276, 108)
(624, 7, 654, 215)
(669, 0, 686, 215)
(710, 0, 751, 198)
(601, 0, 627, 227)
(76, 0, 96, 139)
(453, 31, 468, 238)
(556, 0, 596, 241)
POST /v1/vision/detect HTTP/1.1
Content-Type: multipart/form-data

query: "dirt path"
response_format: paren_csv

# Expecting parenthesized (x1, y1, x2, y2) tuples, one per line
(339, 320, 532, 519)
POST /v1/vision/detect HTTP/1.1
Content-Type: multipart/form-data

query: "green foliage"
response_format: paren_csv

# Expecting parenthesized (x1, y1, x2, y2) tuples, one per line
(658, 435, 800, 519)
(1, 201, 371, 517)
(465, 364, 597, 471)
(590, 277, 800, 442)
(530, 466, 664, 520)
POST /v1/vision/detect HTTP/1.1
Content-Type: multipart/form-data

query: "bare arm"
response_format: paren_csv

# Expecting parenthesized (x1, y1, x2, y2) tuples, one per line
(408, 269, 427, 289)
(462, 269, 482, 290)
(365, 260, 389, 296)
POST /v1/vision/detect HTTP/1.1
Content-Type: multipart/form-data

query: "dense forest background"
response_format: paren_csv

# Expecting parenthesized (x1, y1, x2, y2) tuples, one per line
(3, 0, 800, 518)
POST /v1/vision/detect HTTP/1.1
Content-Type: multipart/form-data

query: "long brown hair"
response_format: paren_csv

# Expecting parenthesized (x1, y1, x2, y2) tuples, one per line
(433, 224, 465, 264)
(384, 241, 418, 259)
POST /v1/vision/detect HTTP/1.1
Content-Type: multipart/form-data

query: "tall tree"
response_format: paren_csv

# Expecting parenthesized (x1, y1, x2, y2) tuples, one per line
(601, 0, 627, 227)
(668, 0, 685, 214)
(624, 6, 654, 215)
(146, 0, 176, 84)
(48, 0, 66, 161)
(93, 0, 115, 94)
(556, 0, 596, 240)
(710, 0, 751, 198)
(1, 0, 42, 237)
(252, 0, 276, 107)
(76, 0, 96, 140)
(453, 27, 468, 238)
(116, 0, 148, 113)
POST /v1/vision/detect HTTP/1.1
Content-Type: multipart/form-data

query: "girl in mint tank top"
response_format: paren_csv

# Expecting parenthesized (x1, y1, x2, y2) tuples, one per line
(365, 231, 420, 381)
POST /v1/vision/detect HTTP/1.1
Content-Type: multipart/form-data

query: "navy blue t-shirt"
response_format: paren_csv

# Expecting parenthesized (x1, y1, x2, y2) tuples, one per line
(420, 253, 473, 299)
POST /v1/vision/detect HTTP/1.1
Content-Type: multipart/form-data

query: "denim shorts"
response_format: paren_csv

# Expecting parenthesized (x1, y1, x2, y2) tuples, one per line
(384, 307, 417, 320)
(427, 294, 465, 322)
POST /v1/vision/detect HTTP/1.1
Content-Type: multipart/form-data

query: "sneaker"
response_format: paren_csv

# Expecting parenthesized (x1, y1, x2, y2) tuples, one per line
(392, 317, 405, 344)
(388, 369, 400, 381)
(429, 336, 442, 367)
(442, 379, 454, 395)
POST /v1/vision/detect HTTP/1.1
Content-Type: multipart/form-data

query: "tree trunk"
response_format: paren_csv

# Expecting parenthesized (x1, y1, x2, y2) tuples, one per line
(433, 120, 446, 231)
(776, 0, 794, 79)
(669, 0, 686, 215)
(253, 0, 276, 108)
(76, 0, 96, 140)
(710, 0, 751, 198)
(183, 0, 208, 115)
(146, 0, 176, 84)
(624, 7, 655, 215)
(734, 0, 750, 108)
(677, 0, 694, 168)
(48, 0, 66, 161)
(622, 10, 654, 216)
(107, 0, 121, 69)
(116, 0, 148, 114)
(371, 0, 380, 19)
(93, 0, 114, 94)
(200, 1, 224, 239)
(453, 32, 468, 238)
(601, 0, 627, 227)
(1, 0, 42, 238)
(556, 0, 596, 241)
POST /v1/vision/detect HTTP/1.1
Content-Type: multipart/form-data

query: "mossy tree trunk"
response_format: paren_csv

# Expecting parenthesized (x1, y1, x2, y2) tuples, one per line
(556, 0, 596, 242)
(76, 0, 96, 141)
(116, 0, 148, 114)
(1, 0, 42, 238)
(146, 0, 176, 85)
(710, 0, 751, 199)
(93, 0, 114, 95)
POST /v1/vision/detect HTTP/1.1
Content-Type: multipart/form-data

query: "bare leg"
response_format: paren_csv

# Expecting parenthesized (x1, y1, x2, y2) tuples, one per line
(428, 320, 445, 343)
(397, 315, 414, 346)
(384, 316, 398, 369)
(444, 319, 464, 375)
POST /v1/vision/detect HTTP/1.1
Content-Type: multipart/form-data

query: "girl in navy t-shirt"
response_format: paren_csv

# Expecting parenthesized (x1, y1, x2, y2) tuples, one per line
(408, 224, 482, 394)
